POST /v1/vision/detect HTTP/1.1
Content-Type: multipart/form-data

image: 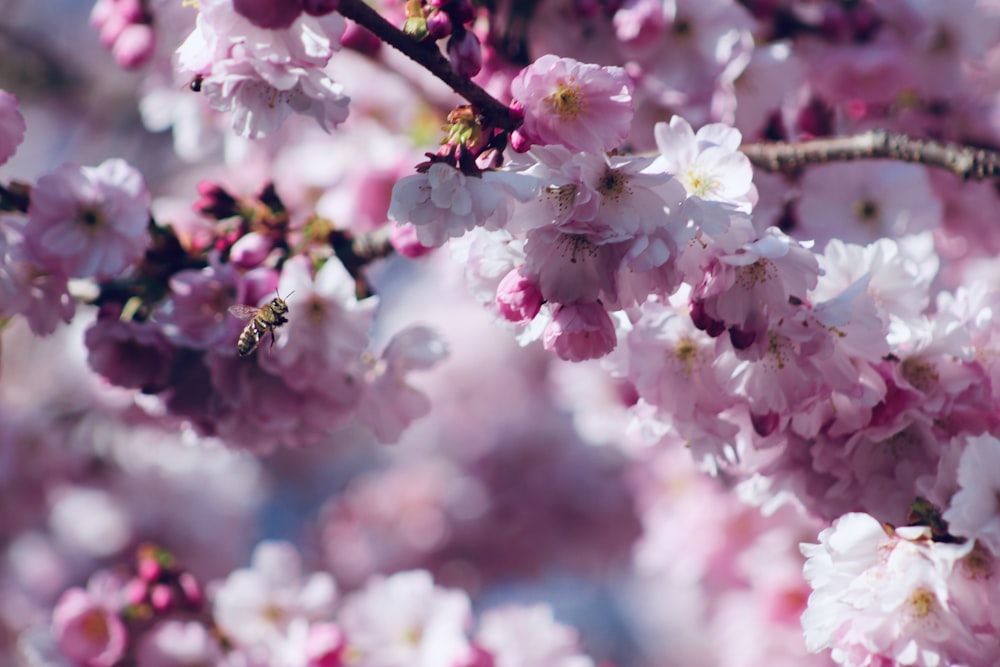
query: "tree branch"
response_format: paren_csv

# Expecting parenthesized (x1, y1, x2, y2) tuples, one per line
(740, 130, 1000, 180)
(337, 0, 519, 132)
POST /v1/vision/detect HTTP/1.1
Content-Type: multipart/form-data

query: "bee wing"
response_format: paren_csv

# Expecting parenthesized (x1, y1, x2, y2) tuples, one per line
(228, 304, 260, 320)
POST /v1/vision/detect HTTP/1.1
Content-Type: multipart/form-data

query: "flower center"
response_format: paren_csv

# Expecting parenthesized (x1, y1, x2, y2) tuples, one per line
(559, 233, 598, 264)
(853, 198, 881, 224)
(597, 168, 627, 200)
(737, 259, 776, 289)
(78, 206, 104, 228)
(80, 609, 111, 643)
(545, 183, 578, 218)
(545, 79, 585, 121)
(674, 338, 698, 375)
(681, 167, 718, 198)
(907, 588, 937, 618)
(901, 357, 938, 392)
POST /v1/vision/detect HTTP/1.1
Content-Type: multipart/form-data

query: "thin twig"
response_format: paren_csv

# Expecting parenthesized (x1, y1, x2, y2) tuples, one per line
(740, 130, 1000, 180)
(337, 0, 519, 132)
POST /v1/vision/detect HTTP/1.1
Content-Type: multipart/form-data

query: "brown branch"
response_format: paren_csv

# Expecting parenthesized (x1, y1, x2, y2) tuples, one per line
(740, 130, 1000, 180)
(337, 0, 519, 132)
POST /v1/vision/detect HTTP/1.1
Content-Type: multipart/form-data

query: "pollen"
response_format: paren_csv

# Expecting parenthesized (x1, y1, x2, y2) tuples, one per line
(546, 184, 578, 217)
(558, 233, 598, 265)
(901, 356, 939, 393)
(737, 259, 776, 289)
(545, 79, 586, 121)
(907, 588, 938, 618)
(853, 198, 881, 224)
(681, 167, 718, 198)
(80, 609, 111, 642)
(597, 168, 628, 201)
(308, 297, 326, 324)
(78, 206, 104, 228)
(766, 331, 790, 369)
(674, 338, 698, 375)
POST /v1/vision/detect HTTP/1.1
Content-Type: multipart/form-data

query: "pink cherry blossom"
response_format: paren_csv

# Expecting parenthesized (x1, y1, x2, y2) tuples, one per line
(213, 541, 337, 652)
(51, 578, 127, 667)
(25, 159, 151, 279)
(475, 606, 594, 667)
(133, 621, 224, 667)
(942, 433, 1000, 555)
(510, 55, 634, 153)
(495, 267, 543, 324)
(795, 162, 943, 249)
(543, 302, 617, 362)
(337, 570, 472, 667)
(388, 163, 540, 248)
(355, 325, 448, 443)
(801, 513, 994, 666)
(0, 90, 26, 166)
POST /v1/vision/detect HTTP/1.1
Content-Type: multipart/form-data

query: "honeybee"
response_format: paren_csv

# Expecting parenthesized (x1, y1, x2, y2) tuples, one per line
(228, 291, 294, 357)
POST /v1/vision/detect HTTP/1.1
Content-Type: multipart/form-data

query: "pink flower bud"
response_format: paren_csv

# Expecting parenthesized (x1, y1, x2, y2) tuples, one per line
(150, 584, 174, 612)
(52, 588, 127, 667)
(426, 9, 453, 39)
(138, 557, 161, 582)
(447, 29, 482, 79)
(450, 0, 476, 24)
(509, 129, 533, 153)
(299, 0, 340, 16)
(233, 0, 302, 29)
(193, 181, 239, 219)
(113, 23, 156, 70)
(230, 232, 274, 269)
(124, 579, 148, 606)
(390, 223, 434, 258)
(496, 268, 542, 324)
(306, 623, 346, 667)
(341, 21, 382, 55)
(457, 643, 496, 667)
(178, 572, 204, 608)
(543, 303, 617, 362)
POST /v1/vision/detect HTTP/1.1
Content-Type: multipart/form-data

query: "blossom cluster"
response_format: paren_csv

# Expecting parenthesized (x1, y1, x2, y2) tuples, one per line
(5, 0, 1000, 666)
(26, 541, 600, 667)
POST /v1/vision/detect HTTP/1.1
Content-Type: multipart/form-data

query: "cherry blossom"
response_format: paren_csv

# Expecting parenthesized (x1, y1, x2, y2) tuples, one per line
(0, 90, 26, 166)
(24, 159, 151, 280)
(510, 55, 634, 153)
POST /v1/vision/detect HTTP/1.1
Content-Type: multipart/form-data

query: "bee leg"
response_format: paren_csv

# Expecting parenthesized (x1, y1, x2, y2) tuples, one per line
(268, 329, 277, 354)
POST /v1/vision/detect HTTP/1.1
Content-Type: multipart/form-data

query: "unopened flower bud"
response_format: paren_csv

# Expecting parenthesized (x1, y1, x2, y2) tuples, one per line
(124, 579, 148, 606)
(543, 303, 617, 362)
(389, 223, 434, 258)
(426, 9, 453, 39)
(450, 0, 476, 24)
(112, 23, 156, 69)
(233, 0, 302, 29)
(689, 299, 725, 337)
(306, 623, 346, 667)
(751, 411, 779, 436)
(178, 572, 204, 608)
(448, 29, 482, 79)
(299, 0, 340, 16)
(150, 584, 174, 612)
(194, 181, 239, 219)
(496, 269, 542, 324)
(138, 557, 161, 582)
(230, 232, 273, 269)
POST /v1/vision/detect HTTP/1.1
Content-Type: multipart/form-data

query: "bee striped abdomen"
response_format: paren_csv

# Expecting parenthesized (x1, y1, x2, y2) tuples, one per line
(237, 318, 268, 356)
